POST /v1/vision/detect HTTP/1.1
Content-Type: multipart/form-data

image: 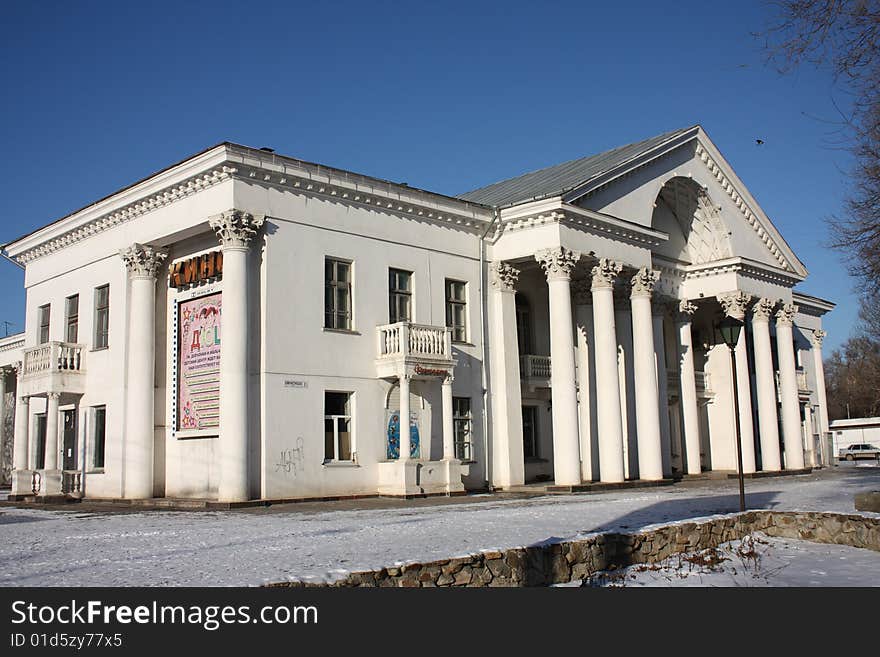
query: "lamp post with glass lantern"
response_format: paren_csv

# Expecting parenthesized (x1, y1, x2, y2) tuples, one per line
(718, 315, 747, 512)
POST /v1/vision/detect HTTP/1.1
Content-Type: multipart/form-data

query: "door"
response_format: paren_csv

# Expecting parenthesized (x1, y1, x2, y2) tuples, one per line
(62, 409, 77, 470)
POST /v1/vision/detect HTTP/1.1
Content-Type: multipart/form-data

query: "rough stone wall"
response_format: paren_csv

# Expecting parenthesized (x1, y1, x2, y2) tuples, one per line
(265, 511, 880, 588)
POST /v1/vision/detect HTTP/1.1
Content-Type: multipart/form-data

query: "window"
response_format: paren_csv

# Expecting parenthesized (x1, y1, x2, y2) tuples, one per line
(324, 392, 353, 462)
(515, 294, 532, 356)
(453, 397, 472, 461)
(324, 258, 352, 330)
(93, 406, 106, 469)
(94, 285, 109, 348)
(389, 269, 412, 324)
(65, 295, 79, 343)
(38, 304, 50, 344)
(522, 406, 539, 459)
(34, 414, 47, 469)
(445, 280, 467, 343)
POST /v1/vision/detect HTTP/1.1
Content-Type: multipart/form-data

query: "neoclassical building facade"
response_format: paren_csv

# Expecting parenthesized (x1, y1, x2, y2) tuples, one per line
(0, 125, 833, 501)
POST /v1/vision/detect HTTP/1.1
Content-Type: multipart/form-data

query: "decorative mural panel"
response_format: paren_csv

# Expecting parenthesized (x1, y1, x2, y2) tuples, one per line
(386, 410, 420, 459)
(177, 292, 221, 431)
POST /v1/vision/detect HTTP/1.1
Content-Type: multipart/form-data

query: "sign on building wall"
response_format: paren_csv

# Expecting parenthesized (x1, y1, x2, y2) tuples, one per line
(177, 292, 221, 431)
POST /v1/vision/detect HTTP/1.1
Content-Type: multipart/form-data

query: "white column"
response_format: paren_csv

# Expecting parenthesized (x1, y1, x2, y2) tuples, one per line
(629, 268, 663, 481)
(676, 301, 702, 475)
(573, 279, 595, 482)
(536, 247, 582, 486)
(210, 211, 265, 501)
(751, 298, 782, 471)
(13, 390, 29, 480)
(0, 371, 6, 472)
(120, 243, 167, 499)
(652, 299, 672, 477)
(442, 373, 455, 460)
(591, 258, 626, 483)
(718, 292, 757, 474)
(399, 373, 411, 460)
(44, 392, 60, 471)
(811, 329, 830, 464)
(488, 262, 525, 488)
(776, 303, 805, 470)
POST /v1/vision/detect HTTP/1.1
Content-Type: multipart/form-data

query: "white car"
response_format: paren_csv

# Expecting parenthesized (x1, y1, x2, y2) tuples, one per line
(838, 443, 880, 461)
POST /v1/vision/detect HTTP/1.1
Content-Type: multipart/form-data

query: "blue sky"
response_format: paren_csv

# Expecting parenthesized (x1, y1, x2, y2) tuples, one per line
(0, 1, 858, 349)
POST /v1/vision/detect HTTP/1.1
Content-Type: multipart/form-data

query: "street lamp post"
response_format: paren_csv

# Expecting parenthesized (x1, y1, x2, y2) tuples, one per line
(718, 315, 746, 512)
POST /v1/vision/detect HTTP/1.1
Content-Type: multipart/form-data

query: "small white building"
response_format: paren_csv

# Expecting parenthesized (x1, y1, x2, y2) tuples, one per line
(829, 418, 880, 457)
(0, 126, 834, 502)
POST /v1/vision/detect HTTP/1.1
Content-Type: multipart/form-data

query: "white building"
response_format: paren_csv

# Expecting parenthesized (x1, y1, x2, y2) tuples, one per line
(829, 417, 880, 457)
(0, 125, 834, 502)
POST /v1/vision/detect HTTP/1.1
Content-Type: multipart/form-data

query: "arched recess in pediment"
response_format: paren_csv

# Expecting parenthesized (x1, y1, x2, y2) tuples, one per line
(652, 176, 733, 265)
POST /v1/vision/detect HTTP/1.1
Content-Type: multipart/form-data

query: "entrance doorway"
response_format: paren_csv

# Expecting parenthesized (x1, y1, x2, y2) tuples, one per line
(62, 409, 77, 470)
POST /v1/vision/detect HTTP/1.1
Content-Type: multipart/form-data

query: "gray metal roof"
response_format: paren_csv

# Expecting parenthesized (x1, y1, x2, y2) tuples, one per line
(457, 126, 697, 207)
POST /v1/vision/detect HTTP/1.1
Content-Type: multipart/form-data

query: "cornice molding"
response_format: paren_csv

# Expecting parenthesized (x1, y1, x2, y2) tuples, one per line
(683, 257, 803, 287)
(10, 165, 236, 265)
(694, 143, 794, 273)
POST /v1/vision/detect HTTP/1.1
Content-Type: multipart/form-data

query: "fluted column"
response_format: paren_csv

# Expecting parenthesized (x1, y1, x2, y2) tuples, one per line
(210, 210, 265, 501)
(121, 243, 168, 499)
(628, 268, 664, 481)
(44, 392, 61, 471)
(652, 298, 672, 477)
(776, 303, 804, 470)
(536, 247, 581, 486)
(399, 373, 412, 461)
(573, 278, 596, 482)
(751, 298, 782, 471)
(488, 262, 524, 488)
(591, 258, 625, 483)
(718, 292, 757, 474)
(676, 301, 702, 475)
(811, 329, 830, 464)
(442, 373, 455, 460)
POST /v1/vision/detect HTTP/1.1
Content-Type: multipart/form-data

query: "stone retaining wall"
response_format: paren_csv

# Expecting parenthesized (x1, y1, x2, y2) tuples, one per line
(266, 511, 880, 588)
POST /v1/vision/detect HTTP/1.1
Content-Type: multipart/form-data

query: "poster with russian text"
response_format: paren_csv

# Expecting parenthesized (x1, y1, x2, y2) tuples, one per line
(177, 292, 221, 432)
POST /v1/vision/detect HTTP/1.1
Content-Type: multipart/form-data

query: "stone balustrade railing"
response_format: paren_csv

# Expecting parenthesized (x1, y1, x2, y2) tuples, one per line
(377, 322, 453, 361)
(23, 341, 85, 376)
(520, 354, 551, 379)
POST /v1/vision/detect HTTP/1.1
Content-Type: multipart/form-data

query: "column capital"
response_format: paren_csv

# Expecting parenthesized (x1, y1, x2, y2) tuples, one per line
(489, 261, 520, 292)
(717, 291, 752, 319)
(536, 247, 580, 280)
(47, 391, 61, 401)
(591, 258, 623, 290)
(12, 360, 23, 378)
(120, 243, 168, 280)
(775, 303, 799, 327)
(630, 267, 659, 298)
(210, 210, 266, 249)
(442, 371, 455, 385)
(18, 395, 29, 405)
(811, 329, 827, 348)
(676, 299, 698, 324)
(751, 297, 778, 322)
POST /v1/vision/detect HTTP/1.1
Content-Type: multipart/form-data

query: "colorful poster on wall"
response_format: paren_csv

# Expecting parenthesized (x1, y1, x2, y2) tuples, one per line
(386, 410, 420, 459)
(177, 292, 221, 431)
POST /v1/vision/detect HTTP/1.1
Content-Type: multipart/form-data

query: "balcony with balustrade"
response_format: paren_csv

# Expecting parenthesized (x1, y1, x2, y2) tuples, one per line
(375, 322, 455, 379)
(520, 354, 551, 391)
(19, 341, 86, 397)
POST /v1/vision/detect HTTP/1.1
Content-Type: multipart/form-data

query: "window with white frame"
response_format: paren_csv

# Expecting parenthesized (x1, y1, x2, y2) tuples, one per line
(94, 285, 109, 349)
(38, 304, 50, 344)
(65, 294, 79, 343)
(324, 258, 353, 330)
(324, 391, 353, 462)
(389, 268, 412, 324)
(453, 396, 472, 461)
(445, 280, 467, 343)
(92, 405, 106, 469)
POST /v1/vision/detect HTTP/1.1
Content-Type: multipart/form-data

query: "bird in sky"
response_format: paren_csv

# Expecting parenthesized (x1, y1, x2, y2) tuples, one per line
(756, 139, 765, 145)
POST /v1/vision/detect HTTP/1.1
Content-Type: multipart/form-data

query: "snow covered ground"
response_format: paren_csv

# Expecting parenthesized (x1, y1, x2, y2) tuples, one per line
(565, 533, 880, 587)
(0, 464, 878, 587)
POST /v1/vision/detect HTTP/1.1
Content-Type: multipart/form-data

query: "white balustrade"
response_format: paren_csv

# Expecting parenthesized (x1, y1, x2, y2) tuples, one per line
(520, 354, 551, 379)
(376, 322, 452, 360)
(22, 342, 85, 376)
